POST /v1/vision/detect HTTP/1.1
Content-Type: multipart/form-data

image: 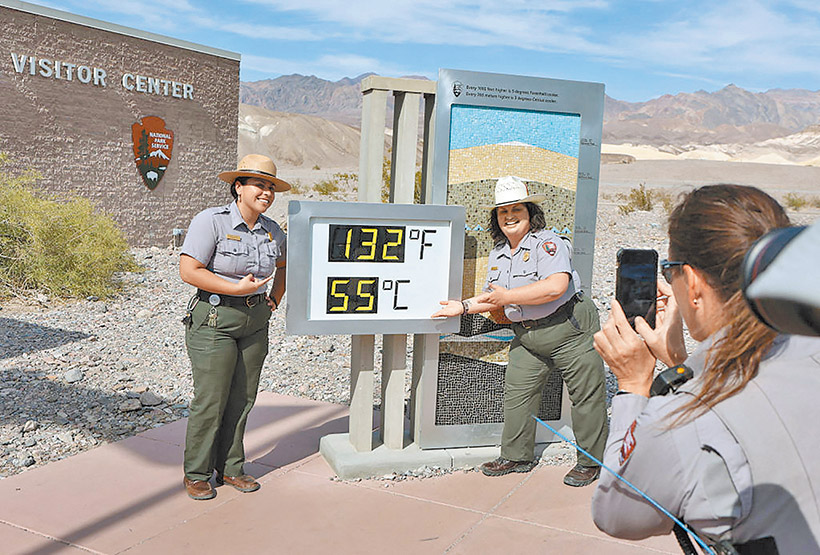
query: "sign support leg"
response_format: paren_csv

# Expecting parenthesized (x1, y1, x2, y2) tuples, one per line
(381, 334, 407, 449)
(350, 335, 375, 452)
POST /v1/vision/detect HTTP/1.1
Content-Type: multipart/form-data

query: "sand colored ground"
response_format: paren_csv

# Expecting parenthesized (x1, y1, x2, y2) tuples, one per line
(448, 143, 579, 190)
(603, 142, 820, 167)
(600, 159, 820, 197)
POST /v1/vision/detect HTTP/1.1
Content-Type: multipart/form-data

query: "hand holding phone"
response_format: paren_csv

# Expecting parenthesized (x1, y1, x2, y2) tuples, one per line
(615, 248, 658, 329)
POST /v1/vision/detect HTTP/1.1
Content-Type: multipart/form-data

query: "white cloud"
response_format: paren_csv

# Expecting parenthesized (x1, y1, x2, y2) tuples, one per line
(46, 0, 820, 87)
(237, 0, 610, 53)
(187, 16, 322, 41)
(594, 1, 820, 77)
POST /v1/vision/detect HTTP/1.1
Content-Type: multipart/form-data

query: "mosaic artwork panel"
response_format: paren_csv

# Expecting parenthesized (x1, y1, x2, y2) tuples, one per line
(435, 353, 563, 426)
(437, 105, 581, 426)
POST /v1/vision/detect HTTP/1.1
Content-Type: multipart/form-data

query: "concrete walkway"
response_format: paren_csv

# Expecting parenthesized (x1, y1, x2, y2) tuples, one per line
(0, 392, 679, 554)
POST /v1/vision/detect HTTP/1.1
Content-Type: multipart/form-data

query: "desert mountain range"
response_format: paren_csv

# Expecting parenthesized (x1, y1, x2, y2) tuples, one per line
(239, 75, 820, 169)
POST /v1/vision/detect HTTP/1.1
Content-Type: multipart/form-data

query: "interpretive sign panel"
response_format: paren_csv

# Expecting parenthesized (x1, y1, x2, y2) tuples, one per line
(418, 68, 604, 448)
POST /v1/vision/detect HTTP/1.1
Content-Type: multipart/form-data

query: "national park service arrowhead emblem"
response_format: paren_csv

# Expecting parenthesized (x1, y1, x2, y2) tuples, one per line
(131, 116, 173, 190)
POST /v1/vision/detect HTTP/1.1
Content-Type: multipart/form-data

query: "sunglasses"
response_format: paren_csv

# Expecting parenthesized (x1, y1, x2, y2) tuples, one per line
(660, 259, 687, 283)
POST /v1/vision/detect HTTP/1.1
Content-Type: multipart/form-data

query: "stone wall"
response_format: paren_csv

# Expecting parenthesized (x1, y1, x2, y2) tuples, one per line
(0, 4, 239, 246)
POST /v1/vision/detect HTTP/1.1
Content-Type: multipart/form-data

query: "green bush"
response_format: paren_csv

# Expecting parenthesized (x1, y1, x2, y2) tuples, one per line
(654, 189, 675, 214)
(288, 178, 304, 194)
(783, 192, 808, 211)
(314, 172, 357, 196)
(314, 179, 340, 195)
(0, 153, 140, 299)
(618, 183, 653, 215)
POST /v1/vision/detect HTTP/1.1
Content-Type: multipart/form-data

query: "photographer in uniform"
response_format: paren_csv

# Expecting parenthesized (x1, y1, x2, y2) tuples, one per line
(179, 154, 288, 500)
(434, 176, 608, 486)
(591, 184, 820, 553)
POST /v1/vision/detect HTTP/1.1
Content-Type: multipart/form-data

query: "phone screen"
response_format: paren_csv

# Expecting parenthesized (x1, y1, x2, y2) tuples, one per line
(616, 249, 658, 328)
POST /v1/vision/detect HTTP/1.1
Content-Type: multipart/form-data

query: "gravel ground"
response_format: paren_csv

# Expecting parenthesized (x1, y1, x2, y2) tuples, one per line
(1, 201, 816, 480)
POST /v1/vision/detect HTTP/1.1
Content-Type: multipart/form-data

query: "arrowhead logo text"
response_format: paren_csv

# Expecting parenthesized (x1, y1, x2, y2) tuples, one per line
(131, 116, 174, 190)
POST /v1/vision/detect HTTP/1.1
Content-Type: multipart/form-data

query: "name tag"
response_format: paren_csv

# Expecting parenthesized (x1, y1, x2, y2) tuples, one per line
(491, 266, 498, 271)
(226, 234, 241, 241)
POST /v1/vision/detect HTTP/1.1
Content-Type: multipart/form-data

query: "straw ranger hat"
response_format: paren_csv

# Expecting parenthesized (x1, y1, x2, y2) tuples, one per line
(482, 176, 546, 209)
(218, 154, 291, 192)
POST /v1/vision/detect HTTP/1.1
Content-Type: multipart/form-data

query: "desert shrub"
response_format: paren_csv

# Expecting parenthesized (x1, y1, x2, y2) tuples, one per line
(334, 172, 357, 187)
(813, 196, 820, 209)
(618, 183, 653, 215)
(312, 164, 321, 170)
(313, 179, 339, 195)
(288, 178, 304, 194)
(783, 192, 808, 211)
(314, 172, 357, 196)
(654, 189, 676, 214)
(0, 153, 140, 299)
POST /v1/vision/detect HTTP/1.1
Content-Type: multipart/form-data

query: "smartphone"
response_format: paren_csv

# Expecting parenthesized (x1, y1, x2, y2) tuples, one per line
(615, 248, 658, 328)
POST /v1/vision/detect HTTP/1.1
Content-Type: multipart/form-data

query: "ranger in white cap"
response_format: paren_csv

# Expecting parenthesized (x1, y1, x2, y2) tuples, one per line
(433, 176, 608, 486)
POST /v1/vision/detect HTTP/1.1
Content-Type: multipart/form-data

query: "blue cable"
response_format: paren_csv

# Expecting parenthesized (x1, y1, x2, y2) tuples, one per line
(533, 415, 716, 555)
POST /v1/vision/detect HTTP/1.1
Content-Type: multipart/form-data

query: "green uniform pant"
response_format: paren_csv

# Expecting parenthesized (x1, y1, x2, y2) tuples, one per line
(501, 296, 608, 467)
(183, 299, 270, 482)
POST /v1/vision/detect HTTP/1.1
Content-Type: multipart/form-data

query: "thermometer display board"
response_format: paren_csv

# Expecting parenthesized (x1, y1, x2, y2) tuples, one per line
(286, 201, 465, 335)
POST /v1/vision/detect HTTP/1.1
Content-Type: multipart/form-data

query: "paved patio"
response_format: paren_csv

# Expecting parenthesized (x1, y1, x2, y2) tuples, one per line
(0, 392, 679, 554)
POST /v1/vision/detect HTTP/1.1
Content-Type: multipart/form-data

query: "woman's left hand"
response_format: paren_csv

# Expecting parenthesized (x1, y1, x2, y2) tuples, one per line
(474, 284, 509, 307)
(234, 273, 273, 296)
(594, 300, 656, 397)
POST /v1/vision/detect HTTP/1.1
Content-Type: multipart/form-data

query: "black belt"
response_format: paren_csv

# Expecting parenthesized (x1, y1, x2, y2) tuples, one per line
(197, 290, 265, 308)
(517, 293, 582, 330)
(726, 536, 778, 555)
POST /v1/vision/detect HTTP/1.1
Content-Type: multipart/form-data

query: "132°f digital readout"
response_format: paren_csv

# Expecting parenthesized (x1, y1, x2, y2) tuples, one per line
(328, 225, 405, 263)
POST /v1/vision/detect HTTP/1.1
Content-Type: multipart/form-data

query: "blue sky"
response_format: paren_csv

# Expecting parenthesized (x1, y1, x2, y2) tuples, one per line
(30, 0, 820, 102)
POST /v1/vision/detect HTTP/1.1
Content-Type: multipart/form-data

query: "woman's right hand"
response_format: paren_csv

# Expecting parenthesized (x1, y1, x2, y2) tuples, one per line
(431, 300, 463, 318)
(594, 300, 656, 397)
(634, 279, 687, 367)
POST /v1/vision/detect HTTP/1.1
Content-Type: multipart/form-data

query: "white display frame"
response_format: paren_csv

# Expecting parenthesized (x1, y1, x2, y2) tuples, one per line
(286, 200, 465, 336)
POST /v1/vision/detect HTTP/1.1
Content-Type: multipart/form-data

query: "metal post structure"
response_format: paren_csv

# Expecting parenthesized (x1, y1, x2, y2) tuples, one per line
(350, 76, 437, 451)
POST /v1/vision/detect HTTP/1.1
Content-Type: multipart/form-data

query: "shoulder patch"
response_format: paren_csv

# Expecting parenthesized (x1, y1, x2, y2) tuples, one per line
(619, 420, 638, 465)
(542, 241, 557, 256)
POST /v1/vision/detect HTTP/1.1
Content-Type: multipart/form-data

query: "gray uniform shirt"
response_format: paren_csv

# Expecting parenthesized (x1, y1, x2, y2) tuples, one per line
(592, 334, 820, 552)
(485, 228, 578, 322)
(181, 201, 286, 295)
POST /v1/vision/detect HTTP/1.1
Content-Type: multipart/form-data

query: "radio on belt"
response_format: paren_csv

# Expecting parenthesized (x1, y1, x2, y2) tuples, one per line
(285, 200, 465, 336)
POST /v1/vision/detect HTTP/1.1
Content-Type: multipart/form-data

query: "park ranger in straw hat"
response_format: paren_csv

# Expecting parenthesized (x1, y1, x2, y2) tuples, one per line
(178, 154, 289, 500)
